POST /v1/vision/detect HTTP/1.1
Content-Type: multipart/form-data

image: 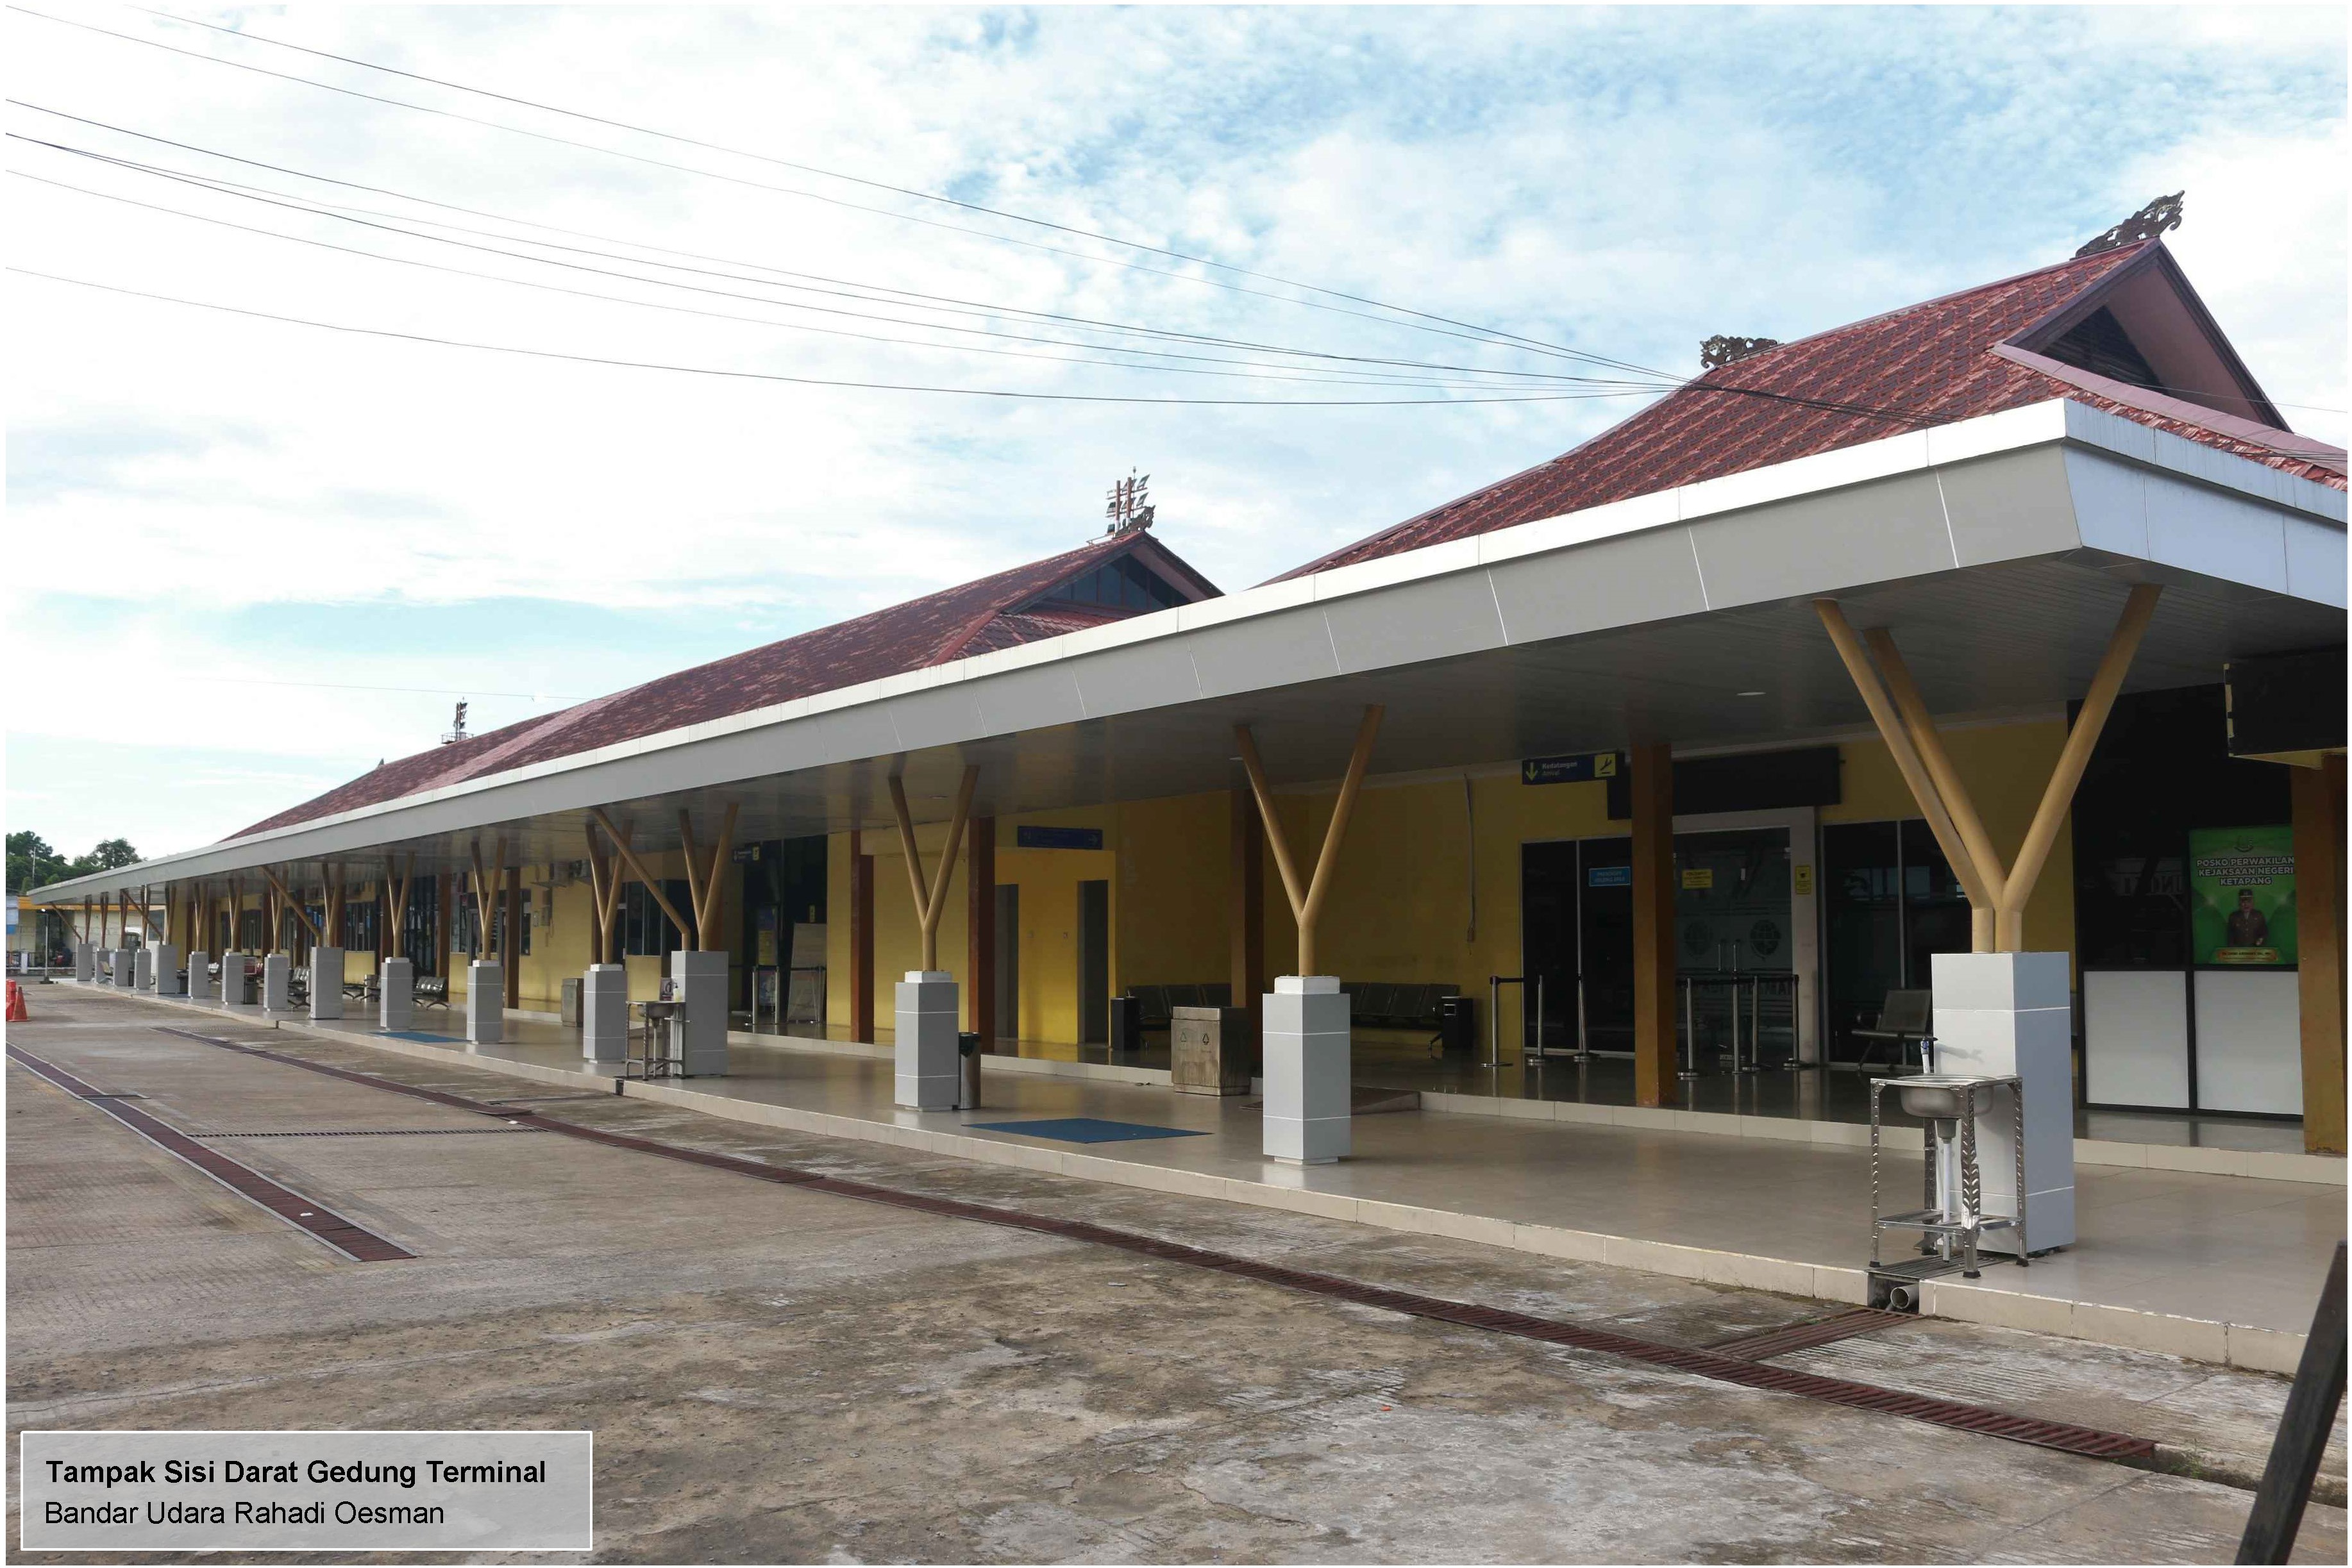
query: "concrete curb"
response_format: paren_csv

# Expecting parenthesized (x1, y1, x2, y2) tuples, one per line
(56, 983, 2318, 1374)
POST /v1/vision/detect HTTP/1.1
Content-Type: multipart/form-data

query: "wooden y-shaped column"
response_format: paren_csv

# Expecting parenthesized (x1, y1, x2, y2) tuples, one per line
(585, 808, 695, 944)
(1234, 705, 1384, 977)
(257, 866, 324, 946)
(582, 822, 627, 965)
(887, 767, 979, 972)
(678, 803, 740, 951)
(384, 854, 413, 959)
(1815, 583, 2159, 952)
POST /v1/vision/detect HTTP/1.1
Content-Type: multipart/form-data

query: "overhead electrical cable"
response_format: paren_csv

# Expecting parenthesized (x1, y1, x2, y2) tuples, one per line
(14, 4, 1658, 376)
(12, 165, 1618, 392)
(10, 267, 1665, 408)
(13, 153, 1670, 394)
(8, 112, 1647, 388)
(126, 1, 1677, 379)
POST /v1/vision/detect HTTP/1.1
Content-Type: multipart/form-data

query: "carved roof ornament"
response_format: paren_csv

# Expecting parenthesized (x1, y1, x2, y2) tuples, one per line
(1104, 469, 1155, 534)
(1699, 335, 1782, 371)
(2075, 192, 2184, 258)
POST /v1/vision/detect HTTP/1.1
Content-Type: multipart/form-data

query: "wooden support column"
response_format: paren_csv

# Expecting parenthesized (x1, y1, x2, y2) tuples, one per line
(585, 808, 694, 942)
(677, 803, 739, 952)
(583, 824, 624, 967)
(1997, 584, 2160, 951)
(1630, 742, 1679, 1108)
(968, 817, 996, 1049)
(1234, 706, 1382, 978)
(850, 829, 876, 1042)
(1229, 781, 1266, 1064)
(2295, 755, 2348, 1156)
(887, 766, 980, 973)
(258, 866, 324, 946)
(385, 854, 412, 960)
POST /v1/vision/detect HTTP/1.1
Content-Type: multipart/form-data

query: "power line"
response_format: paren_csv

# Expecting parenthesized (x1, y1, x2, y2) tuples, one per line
(9, 101, 1629, 386)
(15, 4, 1659, 377)
(12, 127, 1663, 391)
(10, 266, 1654, 407)
(128, 2, 1675, 380)
(15, 162, 1618, 394)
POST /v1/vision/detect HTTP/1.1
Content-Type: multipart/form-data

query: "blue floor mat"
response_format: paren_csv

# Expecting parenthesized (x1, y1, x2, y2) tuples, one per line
(380, 1030, 459, 1044)
(968, 1117, 1206, 1144)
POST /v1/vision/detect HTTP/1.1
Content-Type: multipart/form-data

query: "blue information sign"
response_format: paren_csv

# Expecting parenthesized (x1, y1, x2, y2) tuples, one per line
(1015, 825, 1105, 851)
(1588, 865, 1633, 888)
(1522, 751, 1621, 786)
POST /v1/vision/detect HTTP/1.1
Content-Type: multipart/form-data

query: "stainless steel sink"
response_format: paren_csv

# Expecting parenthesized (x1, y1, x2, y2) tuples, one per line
(1893, 1076, 1998, 1124)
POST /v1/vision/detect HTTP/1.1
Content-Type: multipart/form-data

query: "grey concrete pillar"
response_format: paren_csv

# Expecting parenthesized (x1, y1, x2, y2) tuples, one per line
(894, 970, 959, 1110)
(1931, 952, 2076, 1253)
(582, 963, 628, 1065)
(309, 947, 344, 1019)
(112, 950, 137, 990)
(260, 953, 290, 1012)
(185, 949, 212, 1001)
(134, 946, 155, 990)
(72, 945, 95, 983)
(154, 942, 183, 997)
(218, 952, 248, 1007)
(670, 949, 728, 1076)
(466, 961, 503, 1046)
(1263, 975, 1350, 1164)
(380, 957, 413, 1031)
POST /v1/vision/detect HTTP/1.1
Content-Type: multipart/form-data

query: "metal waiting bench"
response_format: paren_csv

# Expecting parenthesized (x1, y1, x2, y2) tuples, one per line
(1852, 988, 1934, 1074)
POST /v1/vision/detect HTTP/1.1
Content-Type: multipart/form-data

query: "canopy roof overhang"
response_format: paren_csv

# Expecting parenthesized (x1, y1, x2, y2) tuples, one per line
(31, 399, 2344, 899)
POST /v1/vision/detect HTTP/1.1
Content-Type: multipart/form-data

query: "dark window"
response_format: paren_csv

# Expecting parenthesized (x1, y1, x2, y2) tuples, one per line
(622, 881, 689, 957)
(2072, 684, 2290, 969)
(340, 900, 379, 952)
(403, 876, 439, 976)
(2044, 306, 2162, 390)
(1821, 819, 1964, 1065)
(1043, 556, 1184, 612)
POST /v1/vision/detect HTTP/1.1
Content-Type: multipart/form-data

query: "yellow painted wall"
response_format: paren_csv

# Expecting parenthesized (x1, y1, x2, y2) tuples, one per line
(809, 717, 2087, 1046)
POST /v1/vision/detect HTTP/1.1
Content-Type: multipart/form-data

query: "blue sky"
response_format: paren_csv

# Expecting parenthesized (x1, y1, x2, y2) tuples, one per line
(7, 4, 2345, 863)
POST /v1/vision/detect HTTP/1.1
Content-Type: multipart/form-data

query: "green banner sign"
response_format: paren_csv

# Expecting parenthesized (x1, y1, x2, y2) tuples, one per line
(2188, 824, 2297, 967)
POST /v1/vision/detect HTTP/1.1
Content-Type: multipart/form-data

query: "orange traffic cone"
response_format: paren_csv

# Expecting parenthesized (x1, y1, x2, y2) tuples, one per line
(5, 980, 27, 1022)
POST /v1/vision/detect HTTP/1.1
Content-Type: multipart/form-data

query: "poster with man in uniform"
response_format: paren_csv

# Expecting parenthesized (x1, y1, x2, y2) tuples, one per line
(2188, 825, 2297, 965)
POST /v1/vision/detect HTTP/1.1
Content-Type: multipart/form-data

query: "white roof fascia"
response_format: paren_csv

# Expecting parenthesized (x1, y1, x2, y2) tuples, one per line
(29, 397, 2343, 897)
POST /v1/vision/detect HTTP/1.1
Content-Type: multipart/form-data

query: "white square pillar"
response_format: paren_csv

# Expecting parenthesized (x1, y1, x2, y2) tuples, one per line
(309, 947, 344, 1019)
(217, 952, 248, 1007)
(1263, 975, 1351, 1164)
(185, 949, 212, 1001)
(380, 957, 414, 1031)
(895, 971, 960, 1109)
(1931, 952, 2075, 1253)
(669, 949, 728, 1076)
(261, 953, 290, 1011)
(466, 961, 503, 1046)
(134, 947, 155, 990)
(582, 963, 629, 1065)
(112, 949, 137, 990)
(73, 945, 95, 982)
(154, 943, 183, 997)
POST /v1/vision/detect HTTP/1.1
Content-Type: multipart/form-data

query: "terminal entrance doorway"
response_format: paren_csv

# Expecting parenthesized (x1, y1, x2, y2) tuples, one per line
(1522, 820, 1814, 1065)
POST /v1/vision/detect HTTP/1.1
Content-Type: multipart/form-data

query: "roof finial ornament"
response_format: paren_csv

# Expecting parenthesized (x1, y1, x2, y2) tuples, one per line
(441, 700, 469, 746)
(1104, 469, 1155, 535)
(1699, 335, 1781, 371)
(2075, 192, 2183, 258)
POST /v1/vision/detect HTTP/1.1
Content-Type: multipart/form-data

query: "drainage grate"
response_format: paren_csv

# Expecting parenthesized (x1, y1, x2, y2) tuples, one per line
(147, 1025, 2156, 1463)
(9, 1045, 413, 1263)
(191, 1127, 546, 1138)
(1708, 1308, 1912, 1362)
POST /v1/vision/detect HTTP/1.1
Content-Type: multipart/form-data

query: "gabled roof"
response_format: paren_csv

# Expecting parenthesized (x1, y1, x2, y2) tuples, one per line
(237, 528, 1220, 838)
(1279, 240, 2345, 581)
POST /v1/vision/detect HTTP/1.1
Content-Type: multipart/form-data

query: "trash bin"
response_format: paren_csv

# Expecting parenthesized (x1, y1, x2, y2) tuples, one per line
(958, 1031, 982, 1110)
(1109, 994, 1145, 1058)
(560, 976, 583, 1029)
(1438, 994, 1477, 1057)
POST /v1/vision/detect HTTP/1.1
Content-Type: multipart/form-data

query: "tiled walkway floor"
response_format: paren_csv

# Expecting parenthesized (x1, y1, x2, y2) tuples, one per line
(141, 987, 2343, 1359)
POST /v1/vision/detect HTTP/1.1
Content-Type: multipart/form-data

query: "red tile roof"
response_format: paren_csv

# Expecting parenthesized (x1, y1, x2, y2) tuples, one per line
(237, 529, 1216, 838)
(1278, 242, 2345, 581)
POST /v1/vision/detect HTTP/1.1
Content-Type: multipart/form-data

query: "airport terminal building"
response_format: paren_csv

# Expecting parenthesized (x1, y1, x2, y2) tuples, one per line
(32, 230, 2347, 1180)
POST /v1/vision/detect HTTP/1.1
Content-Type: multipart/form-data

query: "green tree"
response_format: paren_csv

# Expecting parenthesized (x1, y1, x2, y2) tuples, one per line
(7, 831, 65, 894)
(67, 838, 141, 877)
